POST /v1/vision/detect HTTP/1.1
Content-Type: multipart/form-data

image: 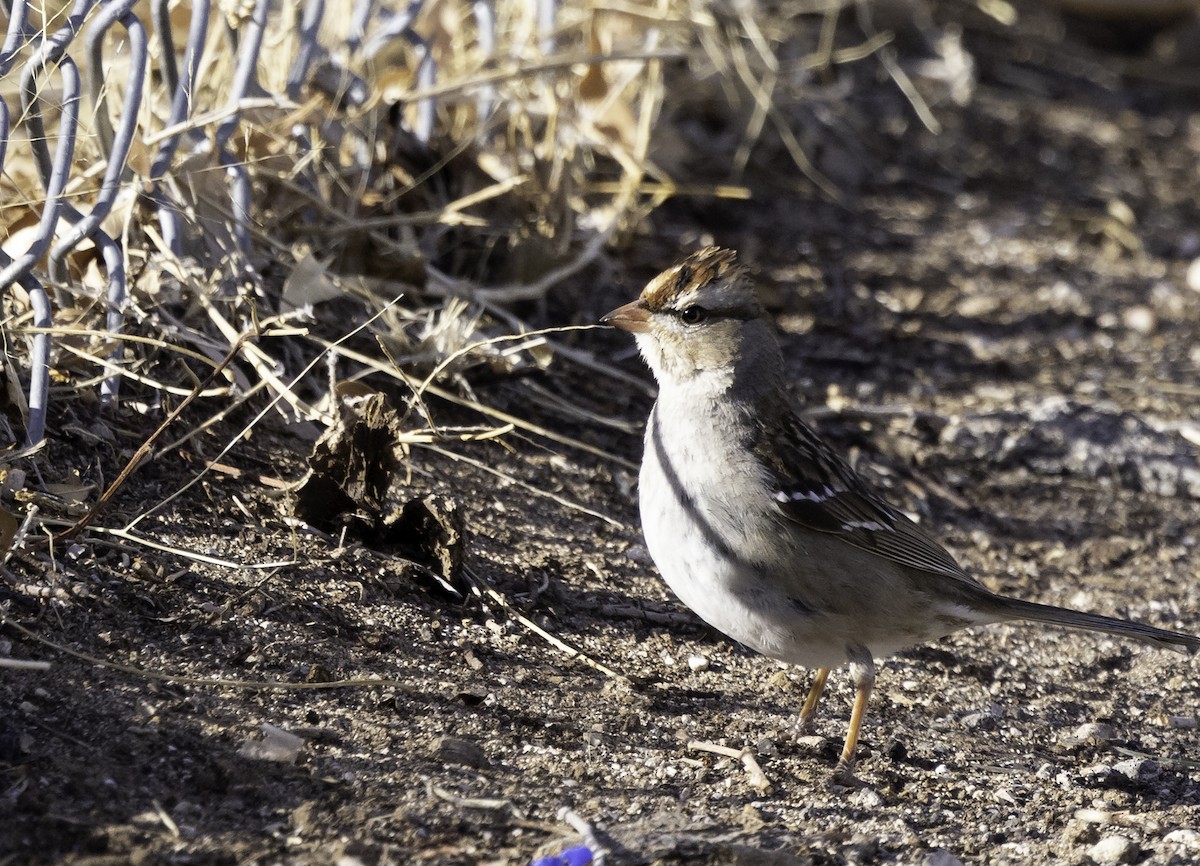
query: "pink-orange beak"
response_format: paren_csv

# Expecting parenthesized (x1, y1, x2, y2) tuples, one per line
(600, 299, 651, 334)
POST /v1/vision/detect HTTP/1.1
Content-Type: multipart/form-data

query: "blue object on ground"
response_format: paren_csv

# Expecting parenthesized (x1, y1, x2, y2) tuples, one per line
(530, 845, 593, 866)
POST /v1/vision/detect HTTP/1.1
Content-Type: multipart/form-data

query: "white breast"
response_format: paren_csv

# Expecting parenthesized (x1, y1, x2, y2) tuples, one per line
(639, 396, 858, 669)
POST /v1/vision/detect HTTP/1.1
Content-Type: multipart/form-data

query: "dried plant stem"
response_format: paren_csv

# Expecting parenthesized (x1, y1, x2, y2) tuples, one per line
(308, 335, 638, 468)
(392, 48, 687, 102)
(583, 180, 750, 199)
(198, 295, 330, 424)
(477, 583, 624, 681)
(0, 657, 52, 671)
(58, 333, 253, 539)
(425, 224, 618, 304)
(92, 526, 296, 569)
(424, 385, 637, 471)
(154, 376, 275, 458)
(687, 740, 772, 792)
(421, 443, 624, 528)
(125, 302, 404, 533)
(57, 344, 233, 398)
(21, 326, 237, 370)
(854, 0, 939, 133)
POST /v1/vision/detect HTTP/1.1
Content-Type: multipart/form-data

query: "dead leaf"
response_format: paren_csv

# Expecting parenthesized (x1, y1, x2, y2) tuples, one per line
(281, 250, 343, 312)
(293, 392, 467, 596)
(578, 13, 639, 152)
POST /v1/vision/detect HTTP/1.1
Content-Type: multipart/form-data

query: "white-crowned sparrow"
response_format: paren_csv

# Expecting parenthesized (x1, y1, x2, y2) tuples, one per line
(602, 246, 1200, 780)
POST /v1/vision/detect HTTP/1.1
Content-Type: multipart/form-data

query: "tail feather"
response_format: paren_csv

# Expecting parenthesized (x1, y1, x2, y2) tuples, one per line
(993, 596, 1200, 654)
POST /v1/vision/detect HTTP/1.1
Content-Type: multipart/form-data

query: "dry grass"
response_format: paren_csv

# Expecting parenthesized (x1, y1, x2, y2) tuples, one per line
(0, 0, 927, 576)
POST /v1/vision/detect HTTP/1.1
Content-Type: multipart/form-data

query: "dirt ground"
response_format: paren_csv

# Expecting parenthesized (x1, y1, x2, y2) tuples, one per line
(4, 7, 1200, 866)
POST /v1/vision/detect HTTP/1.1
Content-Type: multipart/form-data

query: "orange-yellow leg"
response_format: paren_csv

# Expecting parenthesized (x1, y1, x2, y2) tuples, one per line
(834, 648, 876, 781)
(796, 667, 830, 734)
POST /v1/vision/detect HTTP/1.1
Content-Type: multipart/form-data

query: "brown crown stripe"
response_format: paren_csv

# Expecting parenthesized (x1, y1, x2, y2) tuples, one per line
(641, 246, 740, 311)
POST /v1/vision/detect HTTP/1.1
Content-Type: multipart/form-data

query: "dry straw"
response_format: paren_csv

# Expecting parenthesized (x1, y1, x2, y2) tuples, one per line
(1, 0, 906, 574)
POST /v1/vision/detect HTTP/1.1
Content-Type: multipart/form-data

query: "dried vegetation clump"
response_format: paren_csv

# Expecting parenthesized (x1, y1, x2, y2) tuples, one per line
(0, 0, 928, 549)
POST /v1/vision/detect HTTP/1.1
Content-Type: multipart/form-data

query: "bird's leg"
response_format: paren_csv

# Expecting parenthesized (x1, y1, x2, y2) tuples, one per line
(834, 645, 875, 782)
(795, 667, 830, 734)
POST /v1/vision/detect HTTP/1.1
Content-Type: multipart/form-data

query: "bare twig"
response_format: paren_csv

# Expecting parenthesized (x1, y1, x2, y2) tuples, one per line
(475, 580, 625, 681)
(58, 333, 255, 539)
(687, 740, 773, 793)
(421, 443, 625, 529)
(0, 656, 52, 671)
(427, 782, 521, 816)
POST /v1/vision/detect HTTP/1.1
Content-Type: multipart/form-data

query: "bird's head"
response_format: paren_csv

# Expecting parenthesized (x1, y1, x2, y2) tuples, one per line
(602, 246, 777, 391)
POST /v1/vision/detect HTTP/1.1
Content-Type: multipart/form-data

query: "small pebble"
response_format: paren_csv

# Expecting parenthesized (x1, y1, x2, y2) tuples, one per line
(1064, 722, 1115, 745)
(1163, 828, 1200, 849)
(1075, 808, 1113, 825)
(238, 723, 305, 764)
(960, 710, 995, 731)
(1107, 199, 1135, 226)
(1087, 835, 1139, 866)
(1121, 305, 1156, 335)
(434, 736, 489, 769)
(1186, 257, 1200, 293)
(992, 788, 1016, 805)
(1112, 758, 1158, 781)
(1168, 715, 1198, 729)
(740, 803, 767, 832)
(793, 735, 828, 752)
(924, 850, 964, 866)
(850, 787, 884, 808)
(687, 653, 709, 672)
(1064, 819, 1100, 845)
(625, 543, 653, 564)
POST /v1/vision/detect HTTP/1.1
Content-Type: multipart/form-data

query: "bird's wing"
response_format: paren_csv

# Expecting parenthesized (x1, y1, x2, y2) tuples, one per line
(751, 408, 981, 585)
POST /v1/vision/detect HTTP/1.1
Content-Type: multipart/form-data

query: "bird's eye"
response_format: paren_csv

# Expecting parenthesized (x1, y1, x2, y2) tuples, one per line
(679, 305, 708, 325)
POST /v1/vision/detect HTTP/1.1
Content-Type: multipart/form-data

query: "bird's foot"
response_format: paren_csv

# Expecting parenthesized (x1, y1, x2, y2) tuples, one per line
(829, 757, 867, 789)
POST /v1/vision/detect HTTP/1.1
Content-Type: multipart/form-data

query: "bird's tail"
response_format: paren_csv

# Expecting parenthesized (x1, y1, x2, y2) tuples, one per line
(990, 596, 1200, 654)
